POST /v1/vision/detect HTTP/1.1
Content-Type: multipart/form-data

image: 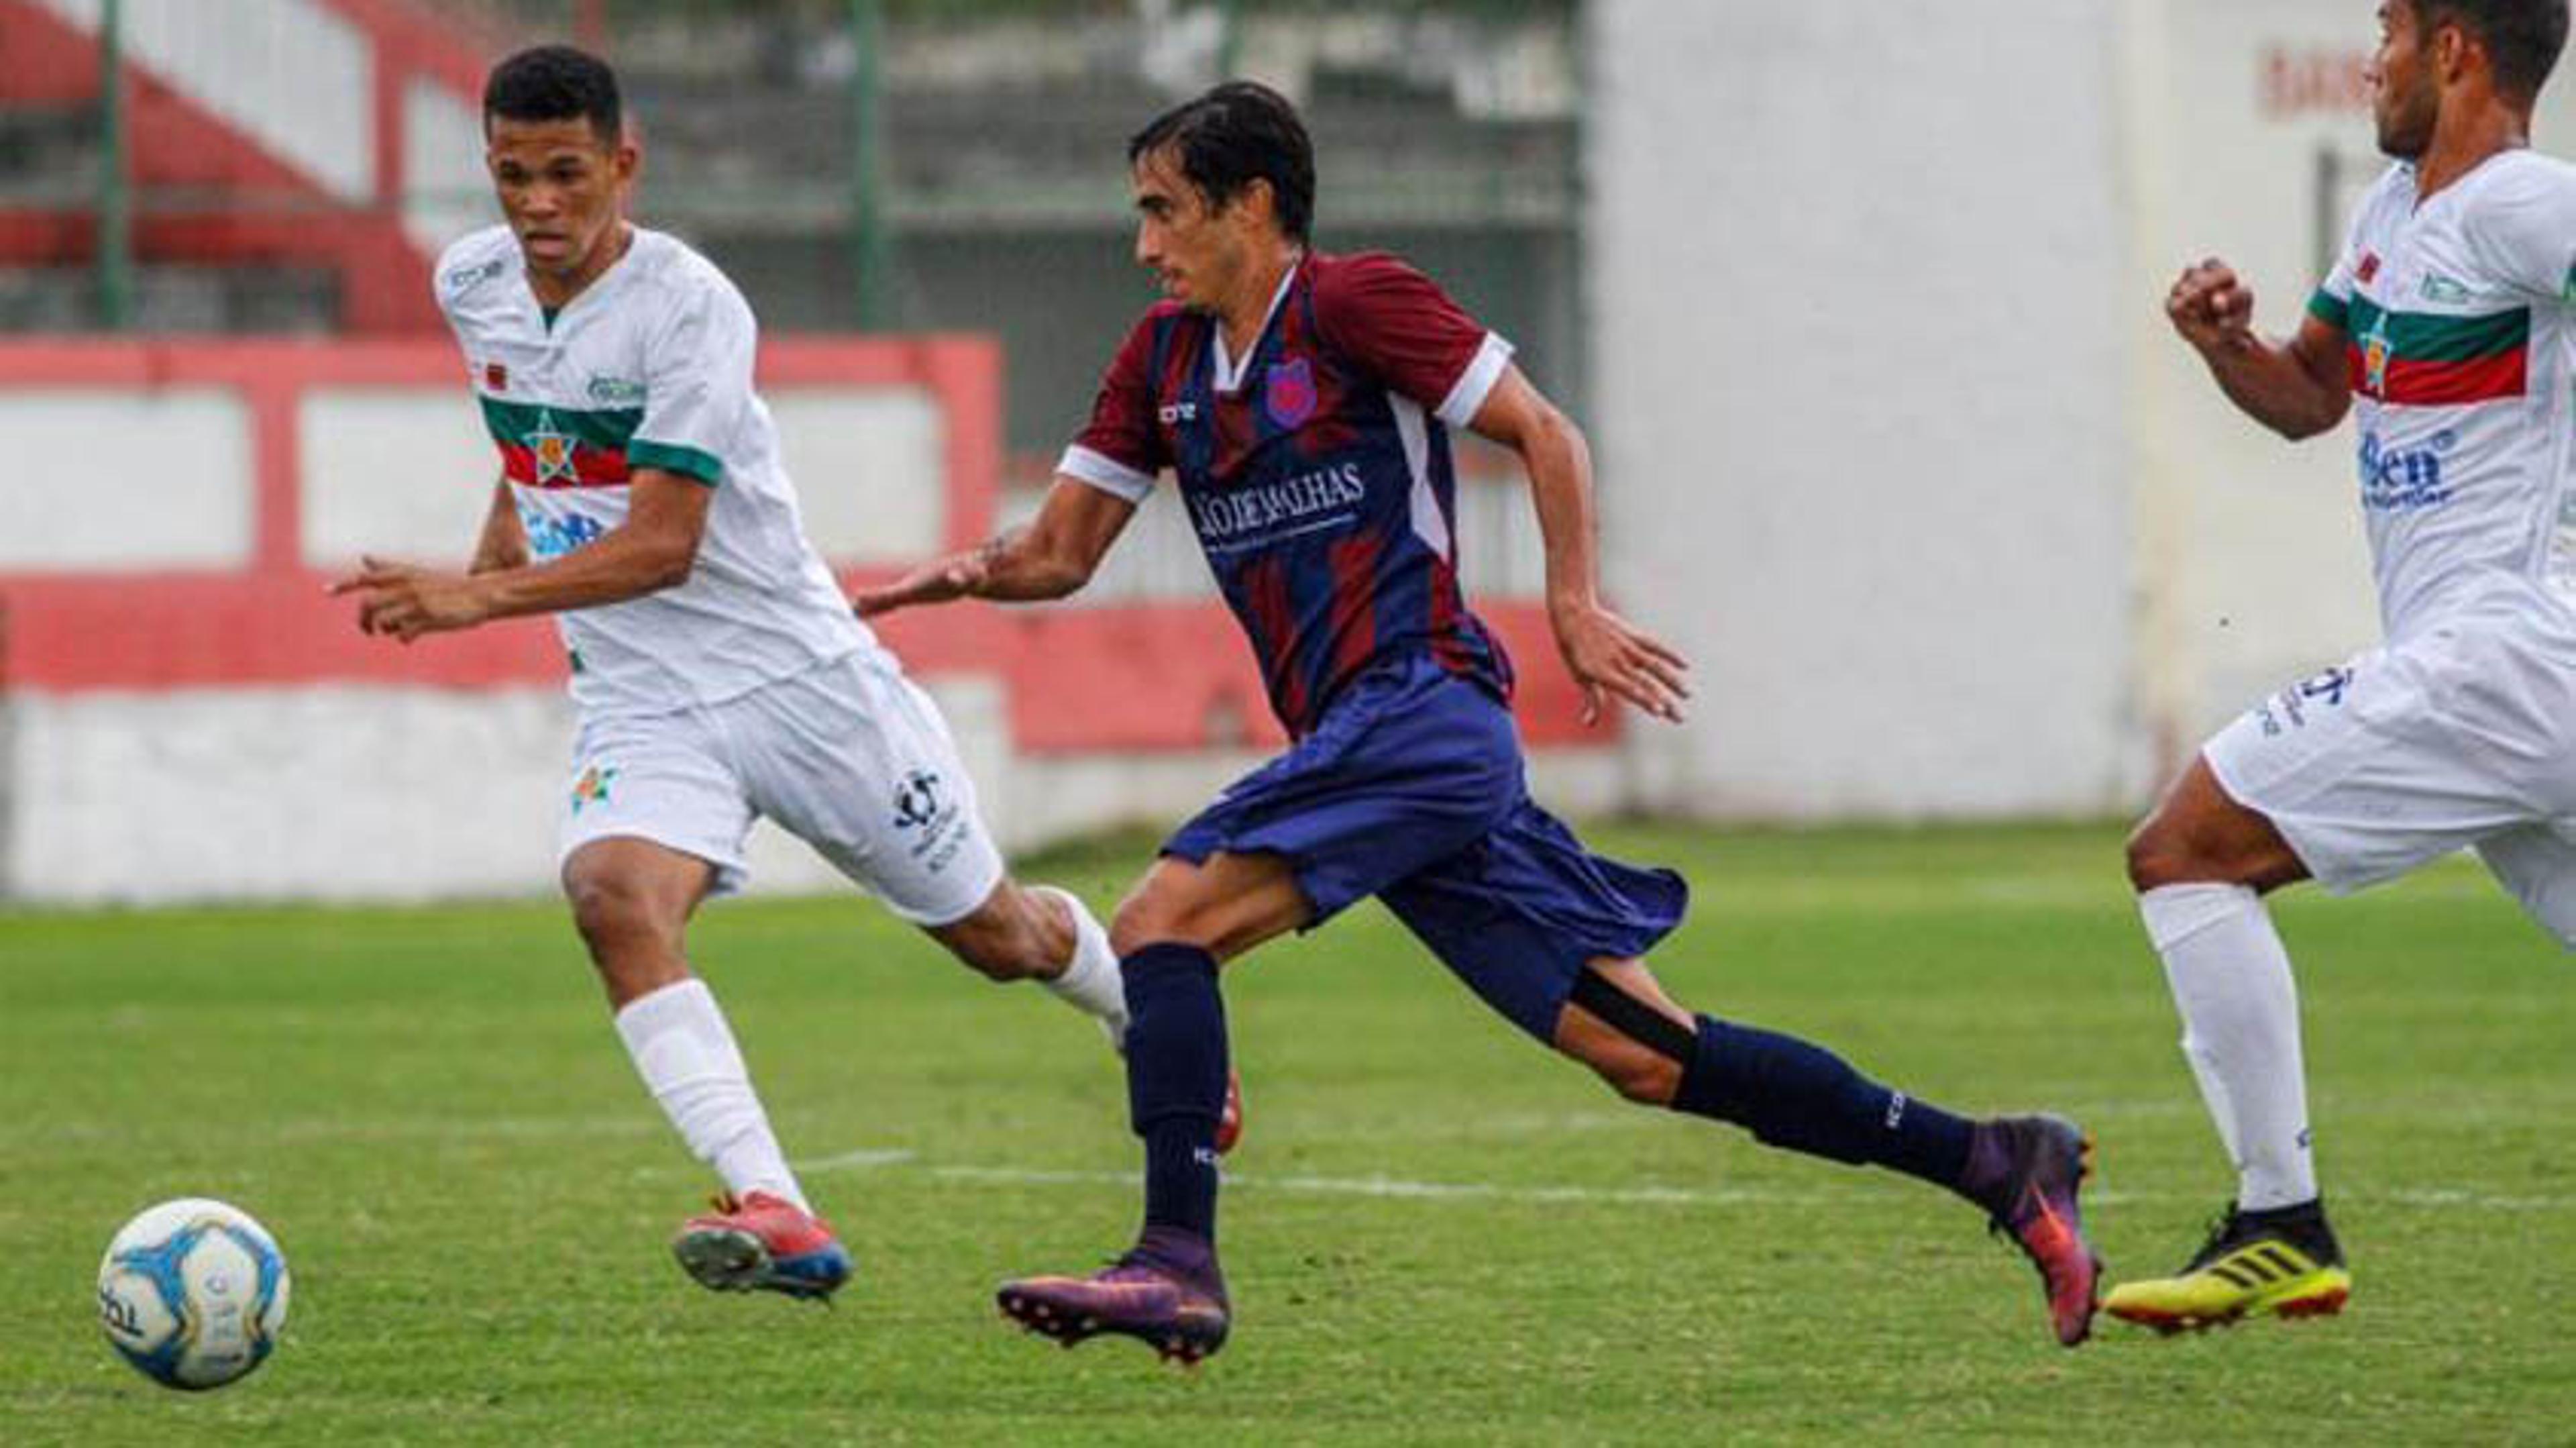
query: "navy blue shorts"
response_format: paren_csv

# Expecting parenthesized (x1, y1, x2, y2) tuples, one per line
(1163, 652, 1688, 1041)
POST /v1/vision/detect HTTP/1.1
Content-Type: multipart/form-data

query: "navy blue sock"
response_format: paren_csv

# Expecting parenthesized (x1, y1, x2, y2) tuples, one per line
(1671, 1015, 1974, 1191)
(1121, 942, 1228, 1245)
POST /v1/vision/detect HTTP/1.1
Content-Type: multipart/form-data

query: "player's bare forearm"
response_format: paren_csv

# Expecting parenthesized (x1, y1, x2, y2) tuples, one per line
(2200, 334, 2350, 440)
(855, 476, 1134, 616)
(468, 478, 530, 574)
(1468, 365, 1688, 723)
(471, 522, 692, 618)
(1522, 406, 1604, 615)
(333, 470, 709, 641)
(2167, 259, 2349, 440)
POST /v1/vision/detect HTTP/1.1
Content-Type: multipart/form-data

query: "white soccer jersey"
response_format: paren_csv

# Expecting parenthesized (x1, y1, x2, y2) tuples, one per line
(435, 224, 872, 715)
(2310, 151, 2576, 641)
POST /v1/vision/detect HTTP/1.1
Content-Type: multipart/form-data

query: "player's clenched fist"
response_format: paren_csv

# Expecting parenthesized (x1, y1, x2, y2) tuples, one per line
(2166, 258, 2257, 355)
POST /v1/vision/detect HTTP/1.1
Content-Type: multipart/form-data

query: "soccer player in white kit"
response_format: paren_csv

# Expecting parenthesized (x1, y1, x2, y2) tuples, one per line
(331, 45, 1200, 1302)
(2112, 0, 2575, 1332)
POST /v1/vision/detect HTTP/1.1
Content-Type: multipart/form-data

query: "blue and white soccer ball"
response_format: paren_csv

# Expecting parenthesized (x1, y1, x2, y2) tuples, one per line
(96, 1198, 291, 1390)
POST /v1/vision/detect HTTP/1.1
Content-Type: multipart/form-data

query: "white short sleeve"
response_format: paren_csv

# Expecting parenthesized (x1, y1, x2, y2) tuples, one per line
(2469, 158, 2576, 305)
(631, 270, 754, 486)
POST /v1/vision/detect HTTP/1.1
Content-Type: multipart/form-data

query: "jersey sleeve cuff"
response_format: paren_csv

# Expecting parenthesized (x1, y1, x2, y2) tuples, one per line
(1435, 332, 1515, 429)
(1059, 444, 1156, 502)
(630, 439, 724, 486)
(2306, 288, 2351, 331)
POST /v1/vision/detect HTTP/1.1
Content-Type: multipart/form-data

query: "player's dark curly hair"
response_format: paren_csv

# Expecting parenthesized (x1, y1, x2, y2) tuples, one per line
(1128, 81, 1315, 242)
(2417, 0, 2569, 101)
(484, 44, 623, 143)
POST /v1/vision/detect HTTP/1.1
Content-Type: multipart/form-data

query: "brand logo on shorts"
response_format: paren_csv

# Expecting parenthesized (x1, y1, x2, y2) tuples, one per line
(572, 764, 619, 814)
(892, 769, 944, 830)
(2254, 667, 2353, 737)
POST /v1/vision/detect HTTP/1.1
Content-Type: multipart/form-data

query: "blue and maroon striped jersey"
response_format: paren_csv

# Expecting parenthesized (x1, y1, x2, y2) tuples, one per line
(1061, 251, 1519, 736)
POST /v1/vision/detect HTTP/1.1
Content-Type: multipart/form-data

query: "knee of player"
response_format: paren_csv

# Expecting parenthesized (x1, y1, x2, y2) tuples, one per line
(563, 875, 668, 952)
(1108, 894, 1185, 960)
(2125, 817, 2192, 892)
(1567, 1033, 1680, 1106)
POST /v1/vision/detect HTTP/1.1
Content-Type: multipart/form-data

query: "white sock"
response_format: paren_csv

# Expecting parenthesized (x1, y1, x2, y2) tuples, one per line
(2138, 882, 2318, 1211)
(612, 978, 809, 1211)
(1030, 884, 1129, 1049)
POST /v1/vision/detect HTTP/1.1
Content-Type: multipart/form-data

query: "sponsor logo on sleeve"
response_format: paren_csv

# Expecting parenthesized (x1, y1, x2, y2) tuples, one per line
(444, 256, 505, 295)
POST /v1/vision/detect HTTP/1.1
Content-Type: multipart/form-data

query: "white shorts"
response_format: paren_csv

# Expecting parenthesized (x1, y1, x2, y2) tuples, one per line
(2203, 614, 2576, 944)
(559, 650, 1004, 924)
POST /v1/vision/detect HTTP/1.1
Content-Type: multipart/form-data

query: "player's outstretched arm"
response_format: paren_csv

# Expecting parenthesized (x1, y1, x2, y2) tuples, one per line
(1468, 364, 1689, 726)
(329, 469, 710, 642)
(2167, 257, 2350, 440)
(854, 475, 1136, 617)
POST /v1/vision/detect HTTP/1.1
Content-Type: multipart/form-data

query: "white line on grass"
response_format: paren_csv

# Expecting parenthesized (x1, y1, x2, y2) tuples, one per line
(788, 1148, 2576, 1213)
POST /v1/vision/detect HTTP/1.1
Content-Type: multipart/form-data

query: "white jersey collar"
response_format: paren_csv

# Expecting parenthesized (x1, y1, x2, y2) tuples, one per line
(1210, 254, 1303, 394)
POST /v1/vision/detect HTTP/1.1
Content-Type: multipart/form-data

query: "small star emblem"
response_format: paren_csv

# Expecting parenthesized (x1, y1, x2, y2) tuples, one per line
(527, 409, 580, 484)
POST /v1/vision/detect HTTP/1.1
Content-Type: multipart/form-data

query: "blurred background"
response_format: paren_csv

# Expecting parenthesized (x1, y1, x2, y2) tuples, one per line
(0, 0, 2546, 902)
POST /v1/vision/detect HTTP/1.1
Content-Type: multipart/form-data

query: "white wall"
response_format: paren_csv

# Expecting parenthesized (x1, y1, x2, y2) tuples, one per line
(1589, 0, 2576, 816)
(1591, 0, 2133, 818)
(0, 389, 251, 568)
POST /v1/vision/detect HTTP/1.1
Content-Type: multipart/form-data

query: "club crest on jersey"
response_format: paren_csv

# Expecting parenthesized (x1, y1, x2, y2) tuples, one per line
(1265, 357, 1317, 429)
(2360, 315, 2393, 395)
(525, 410, 581, 484)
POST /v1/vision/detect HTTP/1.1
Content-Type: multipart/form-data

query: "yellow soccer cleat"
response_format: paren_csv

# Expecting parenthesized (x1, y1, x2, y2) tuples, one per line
(2106, 1199, 2351, 1334)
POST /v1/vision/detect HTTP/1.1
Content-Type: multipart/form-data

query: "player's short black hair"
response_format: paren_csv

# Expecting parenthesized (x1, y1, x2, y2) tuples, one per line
(483, 44, 623, 144)
(2416, 0, 2569, 101)
(1128, 81, 1315, 242)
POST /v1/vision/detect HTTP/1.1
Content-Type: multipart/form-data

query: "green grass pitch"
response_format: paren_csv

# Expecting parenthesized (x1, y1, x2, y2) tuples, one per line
(5, 823, 2572, 1444)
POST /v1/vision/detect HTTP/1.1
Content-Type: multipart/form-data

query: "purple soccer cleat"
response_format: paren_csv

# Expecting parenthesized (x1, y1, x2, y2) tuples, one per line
(1977, 1114, 2103, 1347)
(996, 1230, 1230, 1365)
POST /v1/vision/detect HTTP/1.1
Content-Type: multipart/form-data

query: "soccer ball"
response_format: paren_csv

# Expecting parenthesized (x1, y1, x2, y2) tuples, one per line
(96, 1198, 291, 1390)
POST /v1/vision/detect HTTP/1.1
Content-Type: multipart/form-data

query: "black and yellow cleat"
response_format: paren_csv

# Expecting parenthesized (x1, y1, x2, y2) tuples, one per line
(2105, 1198, 2350, 1334)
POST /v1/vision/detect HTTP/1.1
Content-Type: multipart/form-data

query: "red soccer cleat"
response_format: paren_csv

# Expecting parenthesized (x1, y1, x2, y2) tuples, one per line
(671, 1190, 851, 1302)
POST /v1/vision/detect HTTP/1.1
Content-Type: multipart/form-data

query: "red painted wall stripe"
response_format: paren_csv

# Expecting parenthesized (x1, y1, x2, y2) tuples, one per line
(0, 337, 1613, 750)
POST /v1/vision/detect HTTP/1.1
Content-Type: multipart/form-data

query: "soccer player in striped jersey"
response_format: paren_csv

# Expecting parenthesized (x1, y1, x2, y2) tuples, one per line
(2116, 0, 2575, 1333)
(861, 81, 2103, 1359)
(329, 44, 1234, 1305)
